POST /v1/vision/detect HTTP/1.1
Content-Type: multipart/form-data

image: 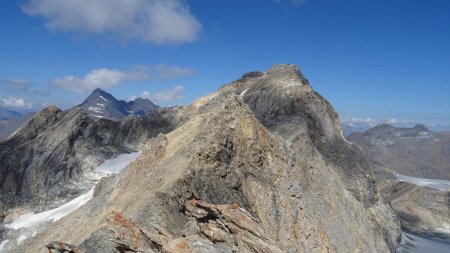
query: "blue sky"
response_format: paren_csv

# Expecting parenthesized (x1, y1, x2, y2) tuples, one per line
(0, 0, 449, 126)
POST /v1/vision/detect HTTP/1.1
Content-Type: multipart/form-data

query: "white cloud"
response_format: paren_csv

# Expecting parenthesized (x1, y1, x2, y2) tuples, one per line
(51, 67, 148, 93)
(1, 97, 33, 109)
(152, 64, 196, 79)
(132, 85, 184, 102)
(51, 65, 195, 93)
(22, 0, 201, 44)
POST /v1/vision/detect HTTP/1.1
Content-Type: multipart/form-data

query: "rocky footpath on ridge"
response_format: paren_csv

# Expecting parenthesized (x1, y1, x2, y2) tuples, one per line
(2, 65, 400, 252)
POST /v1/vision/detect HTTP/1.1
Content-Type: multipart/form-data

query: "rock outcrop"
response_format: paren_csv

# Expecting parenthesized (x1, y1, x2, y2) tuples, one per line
(1, 65, 401, 253)
(348, 124, 450, 180)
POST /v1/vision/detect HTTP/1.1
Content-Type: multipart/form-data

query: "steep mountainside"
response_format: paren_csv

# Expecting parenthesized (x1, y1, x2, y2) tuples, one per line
(0, 112, 34, 140)
(7, 65, 400, 253)
(0, 106, 180, 222)
(348, 124, 450, 180)
(368, 162, 450, 243)
(77, 88, 159, 121)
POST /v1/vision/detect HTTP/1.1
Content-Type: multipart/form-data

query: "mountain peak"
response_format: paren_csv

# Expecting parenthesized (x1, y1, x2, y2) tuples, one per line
(78, 88, 159, 121)
(413, 124, 429, 131)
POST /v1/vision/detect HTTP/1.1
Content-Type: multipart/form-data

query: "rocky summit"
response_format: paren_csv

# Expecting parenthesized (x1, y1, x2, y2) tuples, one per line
(1, 64, 401, 252)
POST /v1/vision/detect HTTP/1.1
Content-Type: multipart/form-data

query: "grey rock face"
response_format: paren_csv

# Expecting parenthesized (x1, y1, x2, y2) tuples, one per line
(77, 88, 159, 121)
(0, 105, 180, 221)
(348, 124, 450, 180)
(16, 65, 400, 253)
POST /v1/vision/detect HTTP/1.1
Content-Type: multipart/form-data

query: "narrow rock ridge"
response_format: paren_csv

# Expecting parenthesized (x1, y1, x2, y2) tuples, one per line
(4, 65, 401, 252)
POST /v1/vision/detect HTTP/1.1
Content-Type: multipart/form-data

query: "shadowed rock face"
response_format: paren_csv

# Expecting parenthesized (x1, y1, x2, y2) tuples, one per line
(348, 124, 450, 180)
(0, 106, 181, 221)
(4, 65, 400, 253)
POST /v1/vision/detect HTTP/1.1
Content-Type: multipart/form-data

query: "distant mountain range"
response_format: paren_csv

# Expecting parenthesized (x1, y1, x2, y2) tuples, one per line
(0, 106, 22, 121)
(341, 118, 450, 136)
(0, 112, 35, 140)
(77, 88, 159, 121)
(0, 89, 159, 140)
(0, 107, 35, 140)
(348, 124, 450, 180)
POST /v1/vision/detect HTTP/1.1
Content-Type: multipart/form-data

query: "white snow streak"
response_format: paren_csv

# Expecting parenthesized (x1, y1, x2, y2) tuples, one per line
(240, 88, 249, 98)
(99, 96, 108, 101)
(397, 174, 450, 191)
(4, 187, 94, 230)
(87, 106, 104, 113)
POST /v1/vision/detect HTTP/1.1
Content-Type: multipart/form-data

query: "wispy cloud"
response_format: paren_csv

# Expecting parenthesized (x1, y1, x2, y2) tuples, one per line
(131, 85, 184, 102)
(21, 0, 202, 44)
(0, 79, 33, 92)
(152, 64, 196, 79)
(1, 96, 33, 109)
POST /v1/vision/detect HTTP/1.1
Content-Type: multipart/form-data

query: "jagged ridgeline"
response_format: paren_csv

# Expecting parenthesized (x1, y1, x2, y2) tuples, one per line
(0, 65, 401, 252)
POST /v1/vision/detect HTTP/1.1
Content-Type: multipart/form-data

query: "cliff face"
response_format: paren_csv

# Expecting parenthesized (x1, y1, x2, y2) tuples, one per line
(4, 65, 400, 252)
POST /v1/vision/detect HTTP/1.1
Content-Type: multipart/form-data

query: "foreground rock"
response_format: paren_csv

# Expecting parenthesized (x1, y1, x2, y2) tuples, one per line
(5, 65, 400, 252)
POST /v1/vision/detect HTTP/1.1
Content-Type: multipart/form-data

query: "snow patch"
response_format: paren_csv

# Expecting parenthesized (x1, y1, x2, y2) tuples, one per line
(96, 152, 142, 175)
(87, 106, 103, 113)
(5, 187, 94, 230)
(91, 115, 104, 119)
(0, 240, 9, 252)
(99, 96, 108, 101)
(435, 228, 450, 234)
(4, 152, 141, 230)
(17, 235, 27, 244)
(397, 174, 450, 191)
(240, 88, 249, 98)
(96, 103, 105, 107)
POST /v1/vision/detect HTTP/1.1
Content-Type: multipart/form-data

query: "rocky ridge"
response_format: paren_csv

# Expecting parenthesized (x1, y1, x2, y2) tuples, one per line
(2, 65, 400, 252)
